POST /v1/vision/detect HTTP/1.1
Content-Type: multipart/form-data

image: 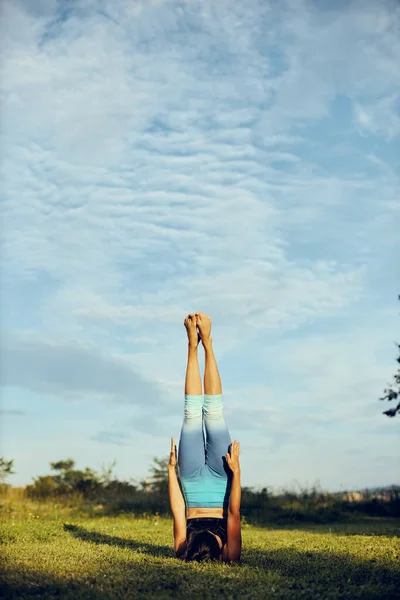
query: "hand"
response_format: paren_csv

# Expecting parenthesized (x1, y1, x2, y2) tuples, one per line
(225, 440, 241, 473)
(169, 437, 177, 468)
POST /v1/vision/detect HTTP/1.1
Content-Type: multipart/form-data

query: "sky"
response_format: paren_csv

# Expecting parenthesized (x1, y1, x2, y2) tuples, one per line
(0, 0, 399, 493)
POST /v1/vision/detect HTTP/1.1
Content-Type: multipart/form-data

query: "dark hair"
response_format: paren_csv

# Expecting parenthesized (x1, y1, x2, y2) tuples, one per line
(181, 530, 221, 562)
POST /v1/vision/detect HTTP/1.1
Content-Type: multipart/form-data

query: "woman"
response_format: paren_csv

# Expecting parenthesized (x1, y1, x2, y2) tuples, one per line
(168, 313, 242, 563)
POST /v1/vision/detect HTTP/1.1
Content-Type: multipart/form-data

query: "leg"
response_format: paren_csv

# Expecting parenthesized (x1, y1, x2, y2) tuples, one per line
(200, 330, 231, 477)
(195, 313, 221, 395)
(184, 328, 202, 397)
(178, 316, 205, 478)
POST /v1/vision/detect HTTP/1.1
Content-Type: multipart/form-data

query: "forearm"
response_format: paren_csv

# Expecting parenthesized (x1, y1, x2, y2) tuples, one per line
(168, 466, 186, 516)
(228, 470, 241, 515)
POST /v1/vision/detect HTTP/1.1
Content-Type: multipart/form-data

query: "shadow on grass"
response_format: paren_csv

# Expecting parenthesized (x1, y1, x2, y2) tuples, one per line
(244, 546, 400, 585)
(249, 518, 400, 537)
(64, 523, 173, 558)
(245, 546, 400, 600)
(2, 542, 400, 599)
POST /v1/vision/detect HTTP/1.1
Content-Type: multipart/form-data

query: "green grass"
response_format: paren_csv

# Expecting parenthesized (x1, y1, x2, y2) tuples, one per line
(1, 498, 400, 599)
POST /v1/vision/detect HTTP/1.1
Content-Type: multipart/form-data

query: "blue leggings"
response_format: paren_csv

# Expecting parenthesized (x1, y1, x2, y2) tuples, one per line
(178, 394, 232, 509)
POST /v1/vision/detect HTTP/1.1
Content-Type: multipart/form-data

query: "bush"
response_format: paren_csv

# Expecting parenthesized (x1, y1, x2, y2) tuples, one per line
(21, 456, 400, 524)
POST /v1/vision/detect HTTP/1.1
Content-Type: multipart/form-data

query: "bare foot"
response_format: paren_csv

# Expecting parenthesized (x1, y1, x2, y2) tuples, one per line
(184, 314, 201, 348)
(195, 313, 212, 344)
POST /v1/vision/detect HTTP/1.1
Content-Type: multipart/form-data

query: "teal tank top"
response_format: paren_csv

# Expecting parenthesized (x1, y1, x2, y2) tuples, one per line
(179, 466, 231, 508)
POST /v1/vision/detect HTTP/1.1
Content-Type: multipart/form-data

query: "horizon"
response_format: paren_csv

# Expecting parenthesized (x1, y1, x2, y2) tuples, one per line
(1, 0, 399, 493)
(5, 473, 400, 496)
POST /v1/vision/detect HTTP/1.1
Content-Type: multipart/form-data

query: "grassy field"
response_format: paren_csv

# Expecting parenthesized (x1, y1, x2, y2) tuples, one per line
(1, 498, 400, 599)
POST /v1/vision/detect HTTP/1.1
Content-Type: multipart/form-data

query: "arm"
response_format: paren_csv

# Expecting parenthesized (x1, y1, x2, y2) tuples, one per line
(225, 441, 242, 563)
(168, 438, 186, 554)
(229, 469, 242, 515)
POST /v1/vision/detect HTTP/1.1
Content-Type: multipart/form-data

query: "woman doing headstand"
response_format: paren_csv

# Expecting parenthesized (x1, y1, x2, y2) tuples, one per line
(168, 313, 242, 562)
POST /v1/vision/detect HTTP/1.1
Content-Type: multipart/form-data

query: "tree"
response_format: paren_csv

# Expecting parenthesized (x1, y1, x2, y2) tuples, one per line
(50, 459, 75, 471)
(49, 459, 100, 494)
(99, 460, 117, 485)
(380, 295, 400, 418)
(0, 458, 15, 484)
(28, 458, 101, 498)
(147, 456, 170, 494)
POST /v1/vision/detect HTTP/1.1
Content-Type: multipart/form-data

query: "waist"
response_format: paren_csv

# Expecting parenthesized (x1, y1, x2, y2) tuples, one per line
(187, 507, 225, 518)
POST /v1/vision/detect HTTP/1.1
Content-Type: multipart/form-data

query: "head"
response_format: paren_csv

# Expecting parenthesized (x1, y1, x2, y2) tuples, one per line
(182, 530, 222, 562)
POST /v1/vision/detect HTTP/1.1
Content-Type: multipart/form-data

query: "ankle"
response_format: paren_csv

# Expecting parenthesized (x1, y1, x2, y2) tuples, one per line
(201, 336, 213, 348)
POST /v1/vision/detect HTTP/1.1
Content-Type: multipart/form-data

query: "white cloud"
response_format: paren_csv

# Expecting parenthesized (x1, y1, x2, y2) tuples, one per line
(0, 329, 165, 406)
(354, 96, 400, 139)
(1, 0, 399, 489)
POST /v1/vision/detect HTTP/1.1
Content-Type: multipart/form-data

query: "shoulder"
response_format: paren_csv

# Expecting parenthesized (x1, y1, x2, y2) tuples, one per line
(221, 544, 229, 562)
(175, 539, 187, 559)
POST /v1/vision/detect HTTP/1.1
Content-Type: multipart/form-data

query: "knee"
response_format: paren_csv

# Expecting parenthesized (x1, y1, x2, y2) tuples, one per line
(203, 404, 224, 421)
(203, 394, 224, 421)
(184, 406, 202, 420)
(184, 394, 203, 421)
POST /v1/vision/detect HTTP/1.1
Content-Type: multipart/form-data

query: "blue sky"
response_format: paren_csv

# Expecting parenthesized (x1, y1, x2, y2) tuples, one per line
(1, 0, 399, 492)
